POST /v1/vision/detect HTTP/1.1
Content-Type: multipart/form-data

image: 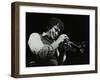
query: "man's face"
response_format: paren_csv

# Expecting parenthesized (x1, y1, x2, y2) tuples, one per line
(49, 25, 60, 40)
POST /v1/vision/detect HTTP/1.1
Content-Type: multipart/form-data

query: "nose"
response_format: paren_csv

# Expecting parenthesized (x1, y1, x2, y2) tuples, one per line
(55, 32, 58, 36)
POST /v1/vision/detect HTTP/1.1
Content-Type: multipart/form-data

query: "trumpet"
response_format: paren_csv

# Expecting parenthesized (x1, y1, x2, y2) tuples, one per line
(64, 39, 80, 49)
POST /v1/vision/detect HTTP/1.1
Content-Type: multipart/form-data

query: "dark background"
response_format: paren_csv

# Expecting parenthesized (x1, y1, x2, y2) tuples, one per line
(26, 12, 90, 67)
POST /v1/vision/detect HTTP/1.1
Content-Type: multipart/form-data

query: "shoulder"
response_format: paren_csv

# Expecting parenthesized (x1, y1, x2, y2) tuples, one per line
(28, 33, 44, 53)
(29, 33, 41, 39)
(30, 33, 40, 37)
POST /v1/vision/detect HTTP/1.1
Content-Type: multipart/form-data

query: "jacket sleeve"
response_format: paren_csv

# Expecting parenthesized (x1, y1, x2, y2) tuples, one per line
(28, 33, 55, 59)
(28, 33, 44, 53)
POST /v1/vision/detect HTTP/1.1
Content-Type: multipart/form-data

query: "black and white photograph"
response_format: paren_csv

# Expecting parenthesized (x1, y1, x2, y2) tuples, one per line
(11, 2, 97, 78)
(26, 13, 90, 67)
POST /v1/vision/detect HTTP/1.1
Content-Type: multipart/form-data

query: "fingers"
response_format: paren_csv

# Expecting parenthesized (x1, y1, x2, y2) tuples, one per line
(56, 34, 70, 45)
(61, 34, 69, 40)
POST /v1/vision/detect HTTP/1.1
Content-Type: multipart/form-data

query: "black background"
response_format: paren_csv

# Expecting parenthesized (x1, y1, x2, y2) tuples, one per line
(26, 12, 90, 66)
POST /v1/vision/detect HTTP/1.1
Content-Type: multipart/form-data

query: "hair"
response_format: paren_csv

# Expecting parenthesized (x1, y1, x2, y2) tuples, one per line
(46, 17, 64, 33)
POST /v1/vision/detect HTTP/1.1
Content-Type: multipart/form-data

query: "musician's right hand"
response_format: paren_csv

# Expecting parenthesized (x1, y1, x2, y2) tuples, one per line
(56, 34, 69, 44)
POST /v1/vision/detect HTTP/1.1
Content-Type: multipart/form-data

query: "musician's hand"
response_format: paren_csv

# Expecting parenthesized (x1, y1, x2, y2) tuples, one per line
(56, 34, 69, 45)
(51, 34, 69, 50)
